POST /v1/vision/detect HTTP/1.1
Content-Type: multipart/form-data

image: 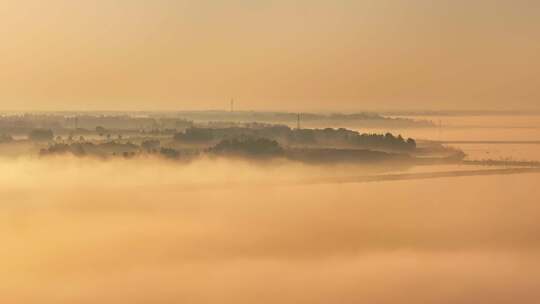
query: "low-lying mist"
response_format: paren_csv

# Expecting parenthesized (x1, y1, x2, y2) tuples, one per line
(2, 156, 540, 303)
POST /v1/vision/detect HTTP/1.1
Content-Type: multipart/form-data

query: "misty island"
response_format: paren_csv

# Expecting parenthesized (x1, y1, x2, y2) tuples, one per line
(0, 111, 469, 166)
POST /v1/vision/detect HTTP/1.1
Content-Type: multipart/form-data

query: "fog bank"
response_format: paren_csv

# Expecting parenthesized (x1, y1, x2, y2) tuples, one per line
(2, 156, 540, 303)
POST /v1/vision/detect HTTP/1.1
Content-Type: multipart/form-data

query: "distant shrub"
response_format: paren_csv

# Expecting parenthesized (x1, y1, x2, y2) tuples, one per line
(95, 126, 107, 135)
(174, 128, 214, 142)
(141, 139, 161, 151)
(40, 143, 86, 157)
(28, 129, 54, 141)
(160, 147, 180, 159)
(0, 134, 13, 143)
(209, 137, 284, 157)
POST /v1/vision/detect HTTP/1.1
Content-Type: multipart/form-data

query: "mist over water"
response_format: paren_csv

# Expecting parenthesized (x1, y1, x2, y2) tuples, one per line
(2, 153, 540, 303)
(355, 115, 540, 161)
(3, 0, 540, 299)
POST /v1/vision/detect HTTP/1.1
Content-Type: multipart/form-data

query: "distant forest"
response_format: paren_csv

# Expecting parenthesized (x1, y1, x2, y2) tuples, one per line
(175, 126, 416, 151)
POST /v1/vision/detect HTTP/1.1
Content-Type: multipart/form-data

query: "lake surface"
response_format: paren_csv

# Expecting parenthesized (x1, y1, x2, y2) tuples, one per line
(360, 115, 540, 161)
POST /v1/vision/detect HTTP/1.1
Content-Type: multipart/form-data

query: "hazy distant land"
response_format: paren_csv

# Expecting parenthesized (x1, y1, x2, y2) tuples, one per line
(0, 110, 435, 131)
(0, 111, 468, 166)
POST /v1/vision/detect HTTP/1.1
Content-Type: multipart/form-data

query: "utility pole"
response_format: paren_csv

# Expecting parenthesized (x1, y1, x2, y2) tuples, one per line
(297, 113, 301, 130)
(230, 99, 234, 113)
(438, 119, 442, 141)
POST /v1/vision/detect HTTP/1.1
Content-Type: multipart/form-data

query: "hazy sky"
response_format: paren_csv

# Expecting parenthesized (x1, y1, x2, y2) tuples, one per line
(1, 0, 539, 111)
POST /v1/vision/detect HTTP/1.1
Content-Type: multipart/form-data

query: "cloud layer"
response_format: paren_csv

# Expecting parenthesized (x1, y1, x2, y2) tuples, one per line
(1, 156, 540, 303)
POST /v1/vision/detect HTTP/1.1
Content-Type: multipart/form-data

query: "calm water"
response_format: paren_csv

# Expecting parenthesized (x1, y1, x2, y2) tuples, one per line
(360, 115, 540, 161)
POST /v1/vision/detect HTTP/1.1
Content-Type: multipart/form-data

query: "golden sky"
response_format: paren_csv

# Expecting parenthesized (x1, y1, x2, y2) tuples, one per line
(1, 0, 539, 111)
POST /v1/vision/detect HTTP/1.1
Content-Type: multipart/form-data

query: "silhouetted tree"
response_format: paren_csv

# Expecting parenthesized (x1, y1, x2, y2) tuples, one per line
(141, 139, 161, 152)
(210, 137, 284, 157)
(0, 134, 13, 143)
(28, 129, 54, 141)
(160, 147, 180, 159)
